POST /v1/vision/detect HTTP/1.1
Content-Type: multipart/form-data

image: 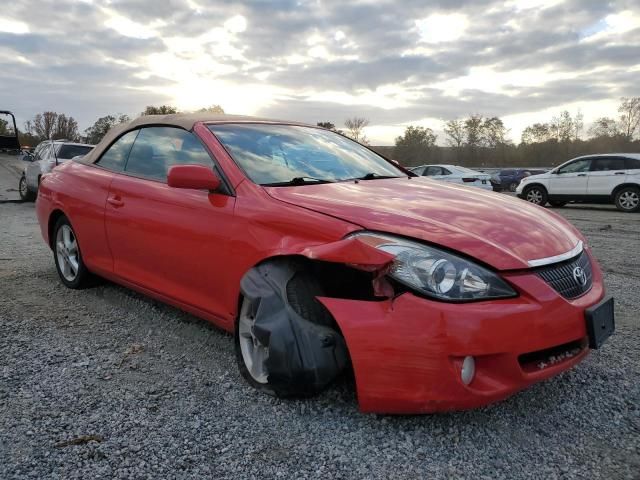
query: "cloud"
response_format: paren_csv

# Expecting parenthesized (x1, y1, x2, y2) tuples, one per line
(0, 0, 638, 144)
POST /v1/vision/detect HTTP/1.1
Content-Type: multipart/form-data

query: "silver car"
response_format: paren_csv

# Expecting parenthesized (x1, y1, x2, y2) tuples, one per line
(19, 140, 94, 201)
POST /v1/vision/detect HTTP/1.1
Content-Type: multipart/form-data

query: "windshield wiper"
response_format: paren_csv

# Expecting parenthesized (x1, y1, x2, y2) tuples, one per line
(350, 173, 400, 181)
(263, 176, 335, 187)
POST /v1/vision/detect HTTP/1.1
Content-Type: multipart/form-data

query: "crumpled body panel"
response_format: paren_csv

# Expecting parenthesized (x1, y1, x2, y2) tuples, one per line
(240, 258, 349, 394)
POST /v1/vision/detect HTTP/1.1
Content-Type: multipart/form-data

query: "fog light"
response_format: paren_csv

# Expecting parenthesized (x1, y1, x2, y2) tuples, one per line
(461, 356, 475, 385)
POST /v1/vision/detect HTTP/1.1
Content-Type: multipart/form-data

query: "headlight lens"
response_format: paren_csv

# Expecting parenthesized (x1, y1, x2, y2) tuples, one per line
(350, 232, 516, 301)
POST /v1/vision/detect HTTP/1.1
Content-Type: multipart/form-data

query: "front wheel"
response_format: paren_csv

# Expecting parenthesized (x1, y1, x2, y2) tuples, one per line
(508, 182, 518, 192)
(615, 186, 640, 212)
(523, 185, 548, 206)
(53, 216, 92, 289)
(235, 263, 348, 397)
(19, 175, 36, 202)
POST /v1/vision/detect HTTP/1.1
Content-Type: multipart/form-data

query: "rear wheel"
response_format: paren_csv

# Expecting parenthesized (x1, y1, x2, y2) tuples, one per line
(19, 175, 35, 202)
(614, 186, 640, 212)
(523, 185, 548, 206)
(53, 216, 92, 289)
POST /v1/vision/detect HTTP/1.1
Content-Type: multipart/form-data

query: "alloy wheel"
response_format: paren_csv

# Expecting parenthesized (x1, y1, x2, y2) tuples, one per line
(56, 224, 80, 282)
(526, 188, 543, 205)
(238, 299, 269, 384)
(618, 191, 639, 211)
(19, 176, 28, 197)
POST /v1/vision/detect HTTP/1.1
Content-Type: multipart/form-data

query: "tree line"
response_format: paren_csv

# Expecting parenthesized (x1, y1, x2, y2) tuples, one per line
(13, 97, 639, 169)
(320, 97, 640, 168)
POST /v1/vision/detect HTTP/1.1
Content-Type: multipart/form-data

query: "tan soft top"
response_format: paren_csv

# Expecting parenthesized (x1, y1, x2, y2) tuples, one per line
(77, 113, 308, 165)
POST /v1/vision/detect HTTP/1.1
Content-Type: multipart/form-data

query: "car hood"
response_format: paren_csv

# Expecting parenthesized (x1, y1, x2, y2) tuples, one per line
(265, 177, 583, 270)
(523, 172, 551, 181)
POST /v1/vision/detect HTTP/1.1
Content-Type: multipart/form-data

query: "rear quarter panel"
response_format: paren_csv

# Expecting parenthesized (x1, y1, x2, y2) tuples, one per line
(38, 162, 115, 274)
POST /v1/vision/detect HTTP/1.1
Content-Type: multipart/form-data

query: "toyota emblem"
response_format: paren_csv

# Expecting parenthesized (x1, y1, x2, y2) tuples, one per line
(572, 266, 588, 287)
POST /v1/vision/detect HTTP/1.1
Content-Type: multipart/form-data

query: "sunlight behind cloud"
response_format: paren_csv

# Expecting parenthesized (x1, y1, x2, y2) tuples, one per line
(582, 10, 639, 43)
(433, 66, 577, 96)
(224, 15, 247, 33)
(0, 18, 30, 34)
(416, 14, 468, 43)
(104, 14, 163, 39)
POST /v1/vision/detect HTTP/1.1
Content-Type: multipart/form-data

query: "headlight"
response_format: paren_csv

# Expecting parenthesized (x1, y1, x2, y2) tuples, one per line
(350, 232, 517, 301)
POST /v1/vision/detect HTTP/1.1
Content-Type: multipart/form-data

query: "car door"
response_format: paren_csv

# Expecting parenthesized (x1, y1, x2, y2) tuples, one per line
(586, 157, 627, 197)
(104, 126, 236, 319)
(26, 143, 51, 189)
(549, 158, 592, 196)
(624, 157, 640, 182)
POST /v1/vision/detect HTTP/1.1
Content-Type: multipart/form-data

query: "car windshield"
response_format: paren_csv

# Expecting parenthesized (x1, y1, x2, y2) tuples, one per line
(58, 144, 93, 159)
(208, 124, 405, 185)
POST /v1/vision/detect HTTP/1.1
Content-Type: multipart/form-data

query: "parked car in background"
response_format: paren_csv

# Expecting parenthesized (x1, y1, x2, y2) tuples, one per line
(35, 113, 613, 413)
(410, 164, 493, 190)
(517, 153, 640, 212)
(19, 140, 94, 201)
(492, 168, 548, 192)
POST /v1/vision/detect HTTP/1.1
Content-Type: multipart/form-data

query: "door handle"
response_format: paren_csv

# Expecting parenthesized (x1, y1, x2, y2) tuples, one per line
(615, 172, 625, 175)
(577, 174, 586, 177)
(107, 196, 124, 207)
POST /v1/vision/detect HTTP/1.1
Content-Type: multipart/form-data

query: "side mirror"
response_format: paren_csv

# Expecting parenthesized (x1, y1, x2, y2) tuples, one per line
(22, 152, 34, 162)
(167, 164, 221, 191)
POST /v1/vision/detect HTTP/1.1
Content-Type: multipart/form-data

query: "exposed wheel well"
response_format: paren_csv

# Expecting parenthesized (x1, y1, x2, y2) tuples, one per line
(235, 254, 381, 328)
(48, 209, 66, 249)
(612, 183, 640, 199)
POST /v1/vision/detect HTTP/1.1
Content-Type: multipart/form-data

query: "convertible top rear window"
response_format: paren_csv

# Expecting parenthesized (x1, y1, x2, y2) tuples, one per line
(58, 144, 93, 159)
(208, 124, 404, 185)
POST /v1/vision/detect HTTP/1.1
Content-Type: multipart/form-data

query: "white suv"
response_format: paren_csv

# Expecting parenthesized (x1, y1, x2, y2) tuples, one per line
(516, 154, 640, 212)
(19, 140, 94, 201)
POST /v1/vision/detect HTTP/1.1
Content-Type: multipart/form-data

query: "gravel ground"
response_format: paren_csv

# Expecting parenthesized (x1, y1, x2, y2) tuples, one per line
(1, 195, 639, 478)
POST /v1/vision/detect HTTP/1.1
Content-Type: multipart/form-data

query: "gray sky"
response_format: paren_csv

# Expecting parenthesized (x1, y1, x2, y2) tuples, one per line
(1, 0, 638, 144)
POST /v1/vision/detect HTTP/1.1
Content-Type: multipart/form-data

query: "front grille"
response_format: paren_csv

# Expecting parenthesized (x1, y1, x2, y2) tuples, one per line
(536, 250, 593, 299)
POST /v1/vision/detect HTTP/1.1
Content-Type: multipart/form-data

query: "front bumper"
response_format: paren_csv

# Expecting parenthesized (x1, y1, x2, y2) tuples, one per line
(318, 250, 605, 414)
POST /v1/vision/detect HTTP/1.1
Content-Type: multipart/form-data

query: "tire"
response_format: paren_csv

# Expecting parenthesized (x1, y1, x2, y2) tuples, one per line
(508, 182, 518, 192)
(235, 269, 339, 397)
(52, 216, 92, 289)
(523, 185, 548, 206)
(19, 175, 36, 202)
(549, 200, 567, 208)
(614, 186, 640, 212)
(286, 271, 335, 328)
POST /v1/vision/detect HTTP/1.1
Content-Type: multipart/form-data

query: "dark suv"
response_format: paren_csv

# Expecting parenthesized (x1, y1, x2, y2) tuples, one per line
(492, 168, 547, 192)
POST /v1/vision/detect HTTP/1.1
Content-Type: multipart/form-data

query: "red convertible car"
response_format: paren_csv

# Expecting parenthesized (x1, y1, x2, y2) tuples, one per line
(35, 114, 614, 413)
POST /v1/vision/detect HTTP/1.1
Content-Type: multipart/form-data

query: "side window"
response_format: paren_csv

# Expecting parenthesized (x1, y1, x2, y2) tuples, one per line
(440, 167, 452, 175)
(625, 158, 640, 170)
(97, 130, 139, 172)
(558, 159, 591, 174)
(36, 145, 51, 160)
(591, 157, 625, 171)
(33, 143, 46, 159)
(125, 127, 213, 182)
(425, 166, 441, 176)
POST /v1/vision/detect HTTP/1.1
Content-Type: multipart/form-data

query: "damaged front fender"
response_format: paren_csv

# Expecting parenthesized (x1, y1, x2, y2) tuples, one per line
(240, 258, 350, 395)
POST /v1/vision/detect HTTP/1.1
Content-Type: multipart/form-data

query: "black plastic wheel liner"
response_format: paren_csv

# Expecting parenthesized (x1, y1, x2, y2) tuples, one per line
(240, 258, 349, 395)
